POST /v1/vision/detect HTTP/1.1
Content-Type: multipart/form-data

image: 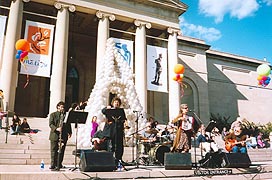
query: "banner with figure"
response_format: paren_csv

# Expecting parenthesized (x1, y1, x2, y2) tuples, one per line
(147, 45, 168, 92)
(0, 15, 7, 62)
(20, 20, 55, 77)
(112, 38, 134, 69)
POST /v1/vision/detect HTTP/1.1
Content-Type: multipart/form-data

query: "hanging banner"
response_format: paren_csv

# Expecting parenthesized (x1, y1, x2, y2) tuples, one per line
(147, 45, 168, 93)
(112, 38, 134, 69)
(20, 20, 55, 77)
(0, 15, 7, 62)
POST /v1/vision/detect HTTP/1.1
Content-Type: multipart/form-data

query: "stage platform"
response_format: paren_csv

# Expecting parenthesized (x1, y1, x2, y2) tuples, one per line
(1, 162, 272, 180)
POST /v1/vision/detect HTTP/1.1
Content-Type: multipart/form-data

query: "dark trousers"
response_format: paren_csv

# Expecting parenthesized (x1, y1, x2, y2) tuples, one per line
(50, 140, 67, 167)
(112, 133, 124, 161)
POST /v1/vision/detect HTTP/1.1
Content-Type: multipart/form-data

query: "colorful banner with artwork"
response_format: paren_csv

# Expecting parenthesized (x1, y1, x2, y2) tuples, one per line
(147, 45, 168, 93)
(0, 15, 7, 61)
(20, 20, 55, 77)
(112, 38, 134, 69)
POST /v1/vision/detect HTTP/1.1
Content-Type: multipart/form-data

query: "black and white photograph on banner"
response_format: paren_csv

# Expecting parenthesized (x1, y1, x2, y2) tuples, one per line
(147, 45, 168, 93)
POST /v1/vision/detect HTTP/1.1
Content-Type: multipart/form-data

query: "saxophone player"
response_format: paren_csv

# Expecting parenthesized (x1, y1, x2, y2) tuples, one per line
(49, 101, 72, 170)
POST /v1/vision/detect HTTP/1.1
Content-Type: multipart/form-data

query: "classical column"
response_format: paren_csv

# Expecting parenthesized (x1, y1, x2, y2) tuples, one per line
(0, 0, 29, 111)
(95, 11, 115, 82)
(134, 20, 151, 112)
(49, 3, 75, 113)
(167, 27, 181, 122)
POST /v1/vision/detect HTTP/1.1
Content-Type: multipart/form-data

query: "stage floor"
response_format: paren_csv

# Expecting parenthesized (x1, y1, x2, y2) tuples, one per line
(1, 162, 272, 180)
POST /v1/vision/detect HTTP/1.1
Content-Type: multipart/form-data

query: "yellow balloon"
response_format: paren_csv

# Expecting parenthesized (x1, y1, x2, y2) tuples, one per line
(174, 64, 185, 74)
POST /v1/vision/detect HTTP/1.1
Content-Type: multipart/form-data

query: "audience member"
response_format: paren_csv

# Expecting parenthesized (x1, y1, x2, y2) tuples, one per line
(246, 134, 257, 149)
(257, 132, 266, 148)
(20, 118, 31, 133)
(221, 127, 228, 140)
(11, 114, 21, 135)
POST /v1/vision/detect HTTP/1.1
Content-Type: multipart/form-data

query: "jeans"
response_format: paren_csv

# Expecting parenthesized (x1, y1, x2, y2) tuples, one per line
(232, 146, 247, 153)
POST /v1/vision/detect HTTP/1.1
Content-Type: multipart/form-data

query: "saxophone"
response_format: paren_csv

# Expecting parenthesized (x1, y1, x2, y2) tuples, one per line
(58, 112, 65, 153)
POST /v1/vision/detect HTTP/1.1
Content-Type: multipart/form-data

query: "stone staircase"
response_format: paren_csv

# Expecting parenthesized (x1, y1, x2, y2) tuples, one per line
(0, 117, 271, 166)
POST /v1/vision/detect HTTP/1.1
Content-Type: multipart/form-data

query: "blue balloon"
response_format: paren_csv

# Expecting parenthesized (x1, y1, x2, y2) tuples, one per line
(17, 50, 22, 54)
(15, 54, 20, 59)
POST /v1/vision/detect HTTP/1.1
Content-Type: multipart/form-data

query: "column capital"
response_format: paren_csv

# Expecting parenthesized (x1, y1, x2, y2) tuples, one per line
(54, 2, 76, 12)
(167, 27, 181, 36)
(134, 19, 151, 29)
(96, 11, 115, 21)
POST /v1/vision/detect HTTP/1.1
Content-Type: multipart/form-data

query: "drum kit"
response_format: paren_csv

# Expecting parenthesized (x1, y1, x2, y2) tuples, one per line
(130, 126, 176, 166)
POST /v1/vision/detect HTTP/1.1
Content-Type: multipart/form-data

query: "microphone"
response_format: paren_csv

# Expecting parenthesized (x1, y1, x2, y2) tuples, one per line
(189, 110, 194, 112)
(133, 110, 141, 113)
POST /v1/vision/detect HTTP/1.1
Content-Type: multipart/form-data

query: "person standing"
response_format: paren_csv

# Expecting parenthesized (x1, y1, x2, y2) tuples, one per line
(90, 116, 99, 138)
(49, 101, 72, 170)
(171, 104, 194, 153)
(102, 97, 127, 163)
(0, 89, 4, 129)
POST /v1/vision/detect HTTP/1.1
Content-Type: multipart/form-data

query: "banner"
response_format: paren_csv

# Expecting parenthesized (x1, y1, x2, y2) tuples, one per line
(147, 45, 168, 93)
(21, 20, 55, 77)
(112, 38, 134, 69)
(0, 15, 7, 62)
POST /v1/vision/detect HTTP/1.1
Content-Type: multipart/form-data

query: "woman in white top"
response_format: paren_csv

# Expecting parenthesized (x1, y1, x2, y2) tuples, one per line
(171, 104, 194, 153)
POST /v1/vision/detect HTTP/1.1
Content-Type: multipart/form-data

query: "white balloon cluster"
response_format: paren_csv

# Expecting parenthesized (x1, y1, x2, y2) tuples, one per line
(77, 38, 144, 147)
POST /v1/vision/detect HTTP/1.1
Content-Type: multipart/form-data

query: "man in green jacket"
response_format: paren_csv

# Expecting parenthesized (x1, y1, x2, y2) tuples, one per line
(49, 101, 72, 170)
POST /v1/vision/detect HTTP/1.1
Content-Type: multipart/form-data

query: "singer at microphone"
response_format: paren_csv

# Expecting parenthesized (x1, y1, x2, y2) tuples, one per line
(101, 97, 127, 164)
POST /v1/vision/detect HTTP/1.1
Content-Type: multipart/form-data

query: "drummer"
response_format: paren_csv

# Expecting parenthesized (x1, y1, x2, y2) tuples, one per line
(140, 125, 159, 154)
(161, 126, 171, 141)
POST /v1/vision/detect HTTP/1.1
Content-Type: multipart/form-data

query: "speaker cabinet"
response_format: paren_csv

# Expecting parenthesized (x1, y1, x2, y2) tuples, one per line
(222, 153, 251, 168)
(164, 153, 192, 170)
(79, 151, 116, 172)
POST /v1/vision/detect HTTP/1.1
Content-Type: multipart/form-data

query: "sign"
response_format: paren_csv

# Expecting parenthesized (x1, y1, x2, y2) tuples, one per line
(194, 169, 232, 176)
(21, 20, 55, 77)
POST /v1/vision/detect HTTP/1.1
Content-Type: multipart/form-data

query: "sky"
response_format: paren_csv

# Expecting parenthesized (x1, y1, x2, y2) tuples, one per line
(179, 0, 272, 63)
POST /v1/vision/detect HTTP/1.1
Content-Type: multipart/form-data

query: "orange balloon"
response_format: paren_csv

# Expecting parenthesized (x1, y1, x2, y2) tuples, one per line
(15, 39, 30, 51)
(257, 75, 263, 81)
(174, 64, 185, 74)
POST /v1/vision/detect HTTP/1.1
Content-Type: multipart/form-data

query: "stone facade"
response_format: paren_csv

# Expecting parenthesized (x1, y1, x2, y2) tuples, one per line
(0, 0, 270, 125)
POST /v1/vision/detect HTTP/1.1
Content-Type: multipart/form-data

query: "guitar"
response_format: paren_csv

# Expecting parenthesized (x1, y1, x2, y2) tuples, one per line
(225, 139, 247, 152)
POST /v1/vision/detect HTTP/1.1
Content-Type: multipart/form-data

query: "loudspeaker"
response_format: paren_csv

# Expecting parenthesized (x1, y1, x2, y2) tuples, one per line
(164, 153, 192, 170)
(79, 150, 116, 172)
(222, 153, 251, 168)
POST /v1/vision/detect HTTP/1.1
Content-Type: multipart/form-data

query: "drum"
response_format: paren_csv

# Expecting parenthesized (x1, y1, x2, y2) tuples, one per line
(149, 145, 170, 164)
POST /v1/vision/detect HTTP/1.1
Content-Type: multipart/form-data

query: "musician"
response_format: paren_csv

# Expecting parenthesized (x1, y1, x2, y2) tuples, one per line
(140, 125, 158, 154)
(224, 123, 247, 153)
(171, 104, 194, 153)
(49, 101, 72, 170)
(102, 97, 127, 163)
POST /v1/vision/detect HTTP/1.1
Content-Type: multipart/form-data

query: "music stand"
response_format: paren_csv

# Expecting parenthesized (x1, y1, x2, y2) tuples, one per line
(199, 121, 217, 168)
(105, 108, 126, 122)
(66, 111, 88, 171)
